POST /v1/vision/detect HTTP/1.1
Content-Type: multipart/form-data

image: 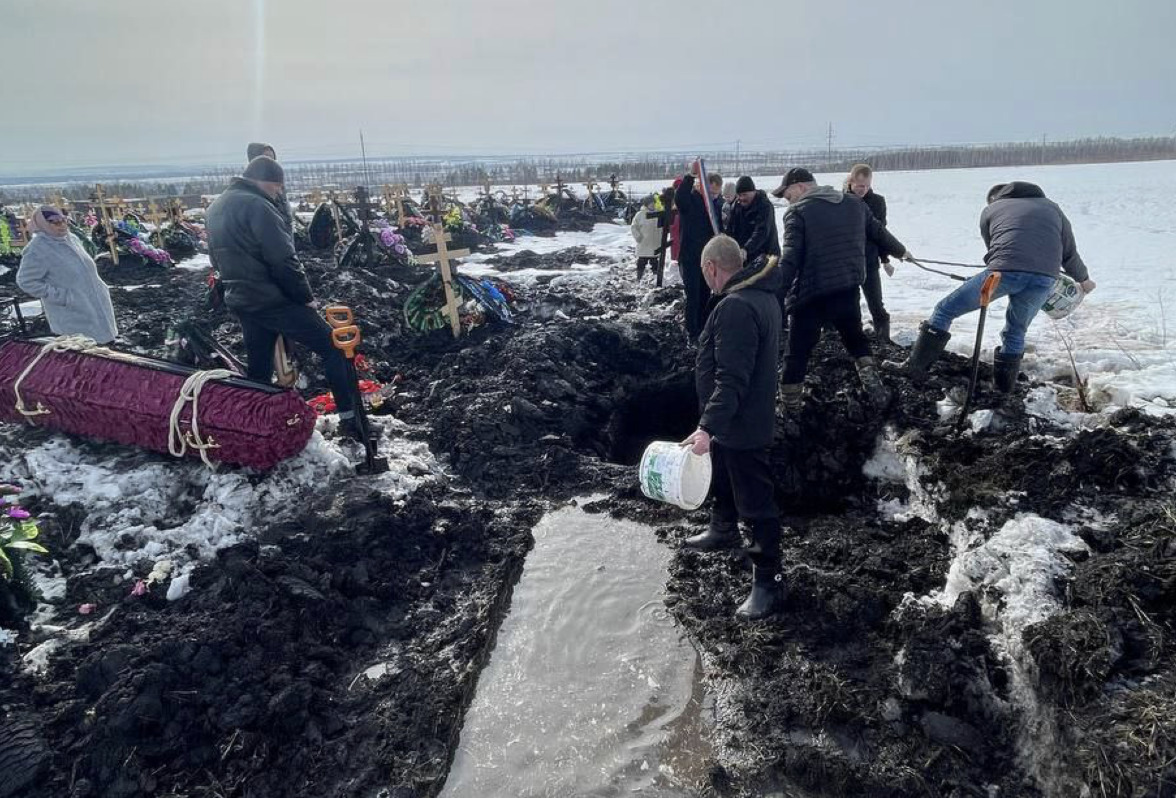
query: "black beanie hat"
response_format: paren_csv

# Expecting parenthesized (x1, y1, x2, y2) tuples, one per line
(243, 155, 285, 184)
(247, 142, 274, 161)
(735, 176, 755, 194)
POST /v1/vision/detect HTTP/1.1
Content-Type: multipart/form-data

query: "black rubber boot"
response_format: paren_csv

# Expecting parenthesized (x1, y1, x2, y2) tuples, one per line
(992, 347, 1023, 393)
(872, 316, 891, 345)
(855, 356, 893, 410)
(683, 519, 740, 551)
(889, 322, 950, 378)
(736, 565, 782, 620)
(779, 383, 804, 437)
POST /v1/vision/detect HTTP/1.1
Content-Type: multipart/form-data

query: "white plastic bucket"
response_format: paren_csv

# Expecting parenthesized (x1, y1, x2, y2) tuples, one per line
(1041, 273, 1085, 320)
(638, 441, 712, 510)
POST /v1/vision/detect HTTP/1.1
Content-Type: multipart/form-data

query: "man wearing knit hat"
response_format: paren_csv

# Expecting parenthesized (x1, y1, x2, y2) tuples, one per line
(206, 157, 359, 436)
(772, 167, 913, 418)
(246, 142, 293, 236)
(725, 176, 780, 265)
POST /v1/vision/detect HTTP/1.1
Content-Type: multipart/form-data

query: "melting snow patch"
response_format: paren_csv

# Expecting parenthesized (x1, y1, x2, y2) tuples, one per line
(0, 413, 439, 571)
(936, 514, 1088, 632)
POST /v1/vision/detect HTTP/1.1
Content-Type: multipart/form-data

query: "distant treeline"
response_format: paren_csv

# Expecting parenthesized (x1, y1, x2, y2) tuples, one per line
(5, 135, 1173, 203)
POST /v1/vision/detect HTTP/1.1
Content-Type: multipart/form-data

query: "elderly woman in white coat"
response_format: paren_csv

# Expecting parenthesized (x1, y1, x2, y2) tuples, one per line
(16, 206, 117, 344)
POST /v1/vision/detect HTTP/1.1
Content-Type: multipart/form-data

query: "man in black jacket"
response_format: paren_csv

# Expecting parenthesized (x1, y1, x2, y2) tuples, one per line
(726, 176, 780, 262)
(675, 162, 724, 342)
(846, 164, 893, 342)
(771, 168, 911, 414)
(207, 157, 357, 431)
(681, 235, 783, 620)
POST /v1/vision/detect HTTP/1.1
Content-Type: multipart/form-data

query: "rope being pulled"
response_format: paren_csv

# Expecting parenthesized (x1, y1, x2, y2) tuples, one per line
(168, 369, 235, 468)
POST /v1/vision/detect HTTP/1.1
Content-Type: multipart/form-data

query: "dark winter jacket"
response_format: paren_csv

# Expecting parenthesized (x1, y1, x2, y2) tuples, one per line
(674, 175, 718, 265)
(207, 178, 314, 314)
(696, 255, 783, 450)
(980, 182, 1088, 281)
(852, 189, 889, 271)
(273, 189, 294, 237)
(778, 186, 906, 311)
(725, 190, 781, 262)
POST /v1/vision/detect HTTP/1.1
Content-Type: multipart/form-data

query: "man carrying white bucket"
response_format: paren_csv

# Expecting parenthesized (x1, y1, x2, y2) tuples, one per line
(895, 181, 1096, 391)
(681, 235, 784, 620)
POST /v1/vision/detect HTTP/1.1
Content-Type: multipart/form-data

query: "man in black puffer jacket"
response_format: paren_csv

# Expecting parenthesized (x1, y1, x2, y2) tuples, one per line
(771, 168, 910, 415)
(682, 235, 783, 620)
(207, 157, 357, 432)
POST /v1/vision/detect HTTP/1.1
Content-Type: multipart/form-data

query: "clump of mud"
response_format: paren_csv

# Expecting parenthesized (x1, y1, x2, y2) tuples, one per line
(4, 484, 537, 798)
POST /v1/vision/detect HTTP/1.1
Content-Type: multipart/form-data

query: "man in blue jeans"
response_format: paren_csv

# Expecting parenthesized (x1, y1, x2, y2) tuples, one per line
(898, 181, 1096, 391)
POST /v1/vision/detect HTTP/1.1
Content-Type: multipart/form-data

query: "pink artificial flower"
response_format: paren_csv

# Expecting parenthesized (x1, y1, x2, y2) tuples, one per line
(130, 580, 147, 597)
(78, 603, 96, 615)
(6, 507, 30, 519)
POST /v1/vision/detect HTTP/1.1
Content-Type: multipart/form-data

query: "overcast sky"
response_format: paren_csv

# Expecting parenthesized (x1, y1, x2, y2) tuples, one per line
(1, 0, 1173, 175)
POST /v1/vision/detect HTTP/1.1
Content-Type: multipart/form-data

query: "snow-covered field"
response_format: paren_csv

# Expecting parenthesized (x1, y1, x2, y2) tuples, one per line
(476, 160, 1176, 413)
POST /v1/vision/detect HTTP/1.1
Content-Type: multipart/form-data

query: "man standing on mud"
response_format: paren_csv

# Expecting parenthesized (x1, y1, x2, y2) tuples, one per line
(682, 235, 783, 620)
(896, 181, 1096, 392)
(771, 168, 911, 417)
(207, 156, 358, 437)
(674, 162, 724, 343)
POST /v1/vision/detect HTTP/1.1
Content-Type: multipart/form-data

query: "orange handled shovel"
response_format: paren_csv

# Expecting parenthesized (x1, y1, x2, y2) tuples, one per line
(327, 311, 389, 474)
(324, 305, 355, 329)
(956, 272, 1003, 430)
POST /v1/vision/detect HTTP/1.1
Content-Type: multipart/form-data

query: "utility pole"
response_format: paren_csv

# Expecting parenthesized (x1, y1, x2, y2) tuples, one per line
(360, 129, 371, 187)
(734, 139, 741, 175)
(826, 122, 835, 163)
(1040, 133, 1047, 165)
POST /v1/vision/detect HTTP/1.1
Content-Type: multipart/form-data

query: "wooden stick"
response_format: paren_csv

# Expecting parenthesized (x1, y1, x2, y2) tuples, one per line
(94, 184, 119, 264)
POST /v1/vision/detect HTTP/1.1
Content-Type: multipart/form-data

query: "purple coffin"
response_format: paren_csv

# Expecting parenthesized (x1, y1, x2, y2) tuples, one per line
(0, 339, 316, 471)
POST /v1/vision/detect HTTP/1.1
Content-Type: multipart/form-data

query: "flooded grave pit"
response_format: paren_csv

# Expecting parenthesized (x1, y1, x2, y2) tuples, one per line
(1, 237, 1173, 798)
(441, 503, 711, 797)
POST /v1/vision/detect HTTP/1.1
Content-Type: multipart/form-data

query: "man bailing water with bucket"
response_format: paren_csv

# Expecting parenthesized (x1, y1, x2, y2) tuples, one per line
(673, 234, 784, 620)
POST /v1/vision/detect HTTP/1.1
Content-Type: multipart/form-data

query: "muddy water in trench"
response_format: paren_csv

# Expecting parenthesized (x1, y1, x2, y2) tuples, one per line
(440, 501, 711, 798)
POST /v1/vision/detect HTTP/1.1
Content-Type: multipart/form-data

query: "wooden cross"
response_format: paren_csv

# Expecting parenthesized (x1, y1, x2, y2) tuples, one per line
(415, 189, 468, 338)
(384, 183, 409, 227)
(608, 173, 621, 191)
(93, 184, 119, 264)
(553, 174, 566, 196)
(481, 176, 493, 199)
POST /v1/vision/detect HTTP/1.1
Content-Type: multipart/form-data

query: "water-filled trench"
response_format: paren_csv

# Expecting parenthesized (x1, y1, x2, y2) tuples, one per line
(439, 501, 712, 797)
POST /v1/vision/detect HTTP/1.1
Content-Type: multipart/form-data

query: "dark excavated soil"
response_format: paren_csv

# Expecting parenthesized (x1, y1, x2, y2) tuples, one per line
(1, 238, 1174, 798)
